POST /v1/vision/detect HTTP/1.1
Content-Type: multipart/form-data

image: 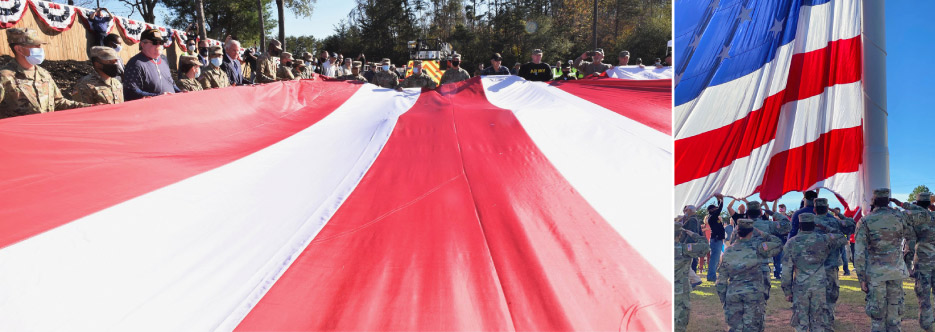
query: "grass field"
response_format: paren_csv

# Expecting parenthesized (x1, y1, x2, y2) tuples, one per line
(686, 263, 922, 331)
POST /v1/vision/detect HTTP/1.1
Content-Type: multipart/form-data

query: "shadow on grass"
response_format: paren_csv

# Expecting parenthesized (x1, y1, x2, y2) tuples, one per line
(686, 263, 921, 331)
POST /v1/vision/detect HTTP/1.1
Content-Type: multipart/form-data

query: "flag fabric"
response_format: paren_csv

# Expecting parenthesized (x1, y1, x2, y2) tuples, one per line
(0, 76, 671, 331)
(605, 65, 674, 80)
(674, 0, 866, 213)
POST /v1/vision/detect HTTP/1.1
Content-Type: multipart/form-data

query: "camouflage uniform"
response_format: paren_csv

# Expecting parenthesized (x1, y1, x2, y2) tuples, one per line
(0, 61, 89, 119)
(372, 70, 399, 89)
(730, 202, 792, 306)
(199, 66, 230, 89)
(176, 77, 203, 92)
(293, 67, 314, 80)
(277, 64, 296, 81)
(716, 219, 783, 332)
(812, 198, 857, 325)
(903, 193, 935, 331)
(781, 213, 848, 332)
(255, 53, 278, 83)
(400, 71, 438, 89)
(71, 69, 123, 105)
(675, 223, 711, 332)
(856, 188, 915, 332)
(440, 67, 471, 85)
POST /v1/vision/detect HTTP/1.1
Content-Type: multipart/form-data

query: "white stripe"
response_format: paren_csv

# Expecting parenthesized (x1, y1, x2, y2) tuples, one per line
(605, 65, 673, 80)
(481, 76, 673, 281)
(674, 82, 863, 214)
(675, 0, 861, 139)
(0, 85, 421, 332)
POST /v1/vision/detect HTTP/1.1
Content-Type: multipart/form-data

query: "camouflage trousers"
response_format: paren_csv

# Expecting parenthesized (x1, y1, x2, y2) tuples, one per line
(866, 280, 905, 332)
(826, 266, 840, 324)
(916, 270, 935, 332)
(791, 285, 829, 332)
(675, 292, 690, 332)
(725, 292, 765, 332)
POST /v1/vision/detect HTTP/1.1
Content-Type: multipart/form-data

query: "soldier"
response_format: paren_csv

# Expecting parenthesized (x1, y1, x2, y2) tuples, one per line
(680, 205, 702, 273)
(480, 52, 511, 75)
(339, 61, 367, 82)
(255, 39, 281, 83)
(175, 55, 204, 92)
(734, 200, 791, 330)
(855, 188, 915, 332)
(371, 58, 399, 89)
(277, 52, 295, 81)
(0, 28, 91, 119)
(439, 53, 471, 85)
(716, 219, 783, 332)
(71, 46, 124, 105)
(399, 60, 437, 89)
(782, 213, 848, 332)
(292, 60, 313, 80)
(675, 222, 711, 332)
(199, 46, 230, 89)
(573, 48, 613, 77)
(813, 197, 857, 325)
(894, 192, 935, 331)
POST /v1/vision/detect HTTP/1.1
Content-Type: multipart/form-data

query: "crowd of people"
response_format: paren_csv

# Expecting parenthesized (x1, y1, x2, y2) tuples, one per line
(676, 188, 935, 332)
(0, 24, 669, 120)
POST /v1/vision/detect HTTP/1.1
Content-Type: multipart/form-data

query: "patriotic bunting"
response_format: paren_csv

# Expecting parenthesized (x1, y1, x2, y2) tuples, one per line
(0, 0, 27, 29)
(115, 16, 145, 43)
(29, 0, 76, 32)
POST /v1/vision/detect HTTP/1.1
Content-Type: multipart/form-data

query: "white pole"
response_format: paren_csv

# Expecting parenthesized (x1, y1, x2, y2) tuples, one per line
(861, 0, 888, 209)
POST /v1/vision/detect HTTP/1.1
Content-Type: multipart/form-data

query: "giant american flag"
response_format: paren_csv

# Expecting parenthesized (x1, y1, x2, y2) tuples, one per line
(674, 0, 868, 213)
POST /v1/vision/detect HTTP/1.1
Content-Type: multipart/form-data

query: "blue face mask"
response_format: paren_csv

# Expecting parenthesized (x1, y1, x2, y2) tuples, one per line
(382, 65, 389, 71)
(413, 68, 420, 74)
(25, 47, 44, 65)
(114, 45, 122, 53)
(210, 58, 222, 67)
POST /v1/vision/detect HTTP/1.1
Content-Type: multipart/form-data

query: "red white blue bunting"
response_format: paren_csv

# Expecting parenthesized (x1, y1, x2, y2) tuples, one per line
(115, 16, 145, 43)
(0, 0, 27, 29)
(29, 0, 77, 32)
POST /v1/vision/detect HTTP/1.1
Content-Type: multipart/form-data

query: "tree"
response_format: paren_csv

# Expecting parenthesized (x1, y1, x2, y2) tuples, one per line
(275, 0, 317, 50)
(909, 185, 932, 202)
(163, 0, 277, 47)
(118, 0, 160, 23)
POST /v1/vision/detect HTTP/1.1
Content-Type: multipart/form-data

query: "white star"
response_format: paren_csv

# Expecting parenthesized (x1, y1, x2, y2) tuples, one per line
(689, 33, 702, 49)
(709, 0, 720, 9)
(769, 18, 785, 38)
(738, 7, 753, 23)
(719, 45, 731, 60)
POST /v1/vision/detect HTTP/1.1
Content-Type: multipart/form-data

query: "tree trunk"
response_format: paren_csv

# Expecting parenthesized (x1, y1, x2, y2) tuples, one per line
(142, 0, 156, 24)
(195, 0, 208, 40)
(257, 0, 266, 53)
(276, 0, 285, 50)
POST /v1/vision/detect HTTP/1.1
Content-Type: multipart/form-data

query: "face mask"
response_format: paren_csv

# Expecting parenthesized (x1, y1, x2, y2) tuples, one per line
(271, 49, 281, 57)
(188, 45, 196, 51)
(210, 58, 222, 67)
(413, 68, 420, 74)
(814, 206, 828, 215)
(24, 47, 44, 65)
(194, 68, 201, 78)
(451, 60, 460, 67)
(199, 49, 208, 57)
(113, 45, 122, 53)
(311, 66, 317, 72)
(284, 61, 292, 67)
(382, 65, 389, 71)
(102, 63, 122, 78)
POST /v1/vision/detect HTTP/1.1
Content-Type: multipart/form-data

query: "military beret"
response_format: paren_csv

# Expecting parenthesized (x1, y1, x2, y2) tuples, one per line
(919, 192, 932, 202)
(799, 213, 816, 224)
(178, 55, 203, 67)
(873, 188, 891, 199)
(208, 46, 223, 56)
(814, 198, 829, 207)
(89, 46, 119, 61)
(746, 201, 761, 210)
(6, 28, 47, 45)
(738, 218, 754, 229)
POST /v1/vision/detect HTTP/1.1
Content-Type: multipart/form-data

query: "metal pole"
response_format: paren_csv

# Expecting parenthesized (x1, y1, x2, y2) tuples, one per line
(861, 0, 888, 210)
(592, 0, 597, 50)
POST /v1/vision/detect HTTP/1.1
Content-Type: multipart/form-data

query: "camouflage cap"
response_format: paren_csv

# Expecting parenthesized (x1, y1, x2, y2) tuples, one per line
(301, 52, 311, 60)
(799, 213, 817, 224)
(208, 46, 223, 56)
(531, 48, 543, 54)
(738, 219, 754, 230)
(178, 55, 203, 67)
(380, 58, 391, 64)
(352, 61, 361, 68)
(280, 51, 293, 60)
(919, 192, 932, 202)
(7, 28, 48, 45)
(451, 53, 462, 60)
(268, 39, 281, 47)
(814, 198, 829, 207)
(873, 188, 891, 199)
(746, 201, 761, 210)
(89, 46, 119, 61)
(412, 60, 422, 66)
(593, 48, 604, 54)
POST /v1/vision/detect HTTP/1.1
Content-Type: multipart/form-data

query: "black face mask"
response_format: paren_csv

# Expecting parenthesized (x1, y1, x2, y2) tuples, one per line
(284, 61, 292, 67)
(920, 201, 931, 209)
(737, 227, 753, 237)
(270, 49, 282, 57)
(451, 60, 460, 67)
(101, 63, 123, 78)
(199, 47, 208, 56)
(815, 206, 829, 215)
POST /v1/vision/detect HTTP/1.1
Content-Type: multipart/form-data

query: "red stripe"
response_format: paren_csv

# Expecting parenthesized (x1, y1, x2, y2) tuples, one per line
(236, 78, 671, 331)
(674, 36, 863, 185)
(756, 124, 863, 201)
(0, 80, 363, 249)
(551, 78, 672, 134)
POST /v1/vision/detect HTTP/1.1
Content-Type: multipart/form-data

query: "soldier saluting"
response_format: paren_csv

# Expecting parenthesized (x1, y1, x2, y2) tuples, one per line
(781, 213, 847, 331)
(716, 218, 783, 332)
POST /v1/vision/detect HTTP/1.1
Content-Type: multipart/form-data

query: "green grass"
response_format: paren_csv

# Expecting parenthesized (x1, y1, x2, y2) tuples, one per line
(686, 263, 922, 331)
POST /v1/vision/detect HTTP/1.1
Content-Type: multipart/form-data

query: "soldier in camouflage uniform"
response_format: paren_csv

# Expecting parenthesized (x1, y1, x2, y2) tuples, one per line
(675, 222, 711, 332)
(0, 28, 91, 119)
(371, 58, 400, 89)
(782, 213, 848, 332)
(292, 60, 313, 80)
(71, 46, 123, 105)
(716, 219, 783, 332)
(255, 39, 281, 83)
(573, 48, 614, 77)
(199, 46, 230, 89)
(856, 188, 915, 332)
(439, 53, 471, 85)
(339, 61, 367, 82)
(895, 192, 935, 331)
(277, 52, 295, 81)
(812, 197, 856, 325)
(399, 60, 437, 90)
(680, 205, 702, 272)
(731, 201, 792, 307)
(175, 56, 204, 92)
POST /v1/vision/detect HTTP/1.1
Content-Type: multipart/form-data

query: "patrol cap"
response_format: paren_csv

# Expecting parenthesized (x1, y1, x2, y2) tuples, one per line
(268, 39, 281, 47)
(799, 213, 817, 224)
(814, 198, 829, 207)
(738, 218, 754, 230)
(873, 188, 891, 199)
(412, 60, 422, 66)
(280, 51, 292, 60)
(380, 58, 391, 64)
(301, 52, 311, 60)
(178, 55, 203, 67)
(746, 201, 761, 211)
(208, 46, 223, 56)
(89, 46, 119, 61)
(7, 28, 48, 45)
(140, 28, 164, 44)
(294, 60, 305, 67)
(352, 61, 361, 68)
(920, 192, 932, 202)
(490, 52, 503, 61)
(531, 48, 543, 55)
(619, 50, 630, 57)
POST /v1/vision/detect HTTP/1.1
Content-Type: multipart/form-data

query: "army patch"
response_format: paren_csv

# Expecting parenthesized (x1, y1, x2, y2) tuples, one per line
(687, 244, 693, 251)
(762, 243, 768, 251)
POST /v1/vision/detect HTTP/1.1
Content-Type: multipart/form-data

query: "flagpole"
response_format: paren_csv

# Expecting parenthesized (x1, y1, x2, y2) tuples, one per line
(862, 0, 888, 207)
